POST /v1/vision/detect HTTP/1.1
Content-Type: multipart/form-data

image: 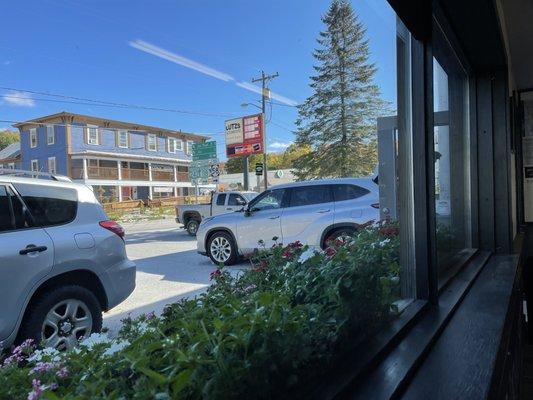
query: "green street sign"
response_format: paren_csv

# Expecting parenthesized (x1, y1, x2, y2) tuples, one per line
(192, 141, 217, 161)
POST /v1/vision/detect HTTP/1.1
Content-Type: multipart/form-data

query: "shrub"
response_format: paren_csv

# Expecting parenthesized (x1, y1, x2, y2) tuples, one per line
(0, 222, 400, 399)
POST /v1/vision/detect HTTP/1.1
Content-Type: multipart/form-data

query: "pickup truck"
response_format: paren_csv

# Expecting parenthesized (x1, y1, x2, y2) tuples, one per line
(176, 191, 258, 235)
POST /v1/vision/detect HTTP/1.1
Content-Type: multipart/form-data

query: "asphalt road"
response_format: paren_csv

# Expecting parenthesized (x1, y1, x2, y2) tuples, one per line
(102, 218, 248, 334)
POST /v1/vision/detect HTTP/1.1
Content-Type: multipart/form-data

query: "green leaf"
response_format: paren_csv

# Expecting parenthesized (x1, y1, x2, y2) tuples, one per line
(172, 369, 193, 395)
(137, 366, 167, 385)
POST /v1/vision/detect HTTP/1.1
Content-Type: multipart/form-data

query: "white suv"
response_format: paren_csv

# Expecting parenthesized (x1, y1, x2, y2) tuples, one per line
(0, 172, 136, 350)
(197, 178, 379, 265)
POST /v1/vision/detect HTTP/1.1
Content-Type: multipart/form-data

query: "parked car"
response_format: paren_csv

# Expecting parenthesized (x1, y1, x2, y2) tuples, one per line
(197, 178, 380, 265)
(0, 172, 136, 350)
(176, 191, 258, 235)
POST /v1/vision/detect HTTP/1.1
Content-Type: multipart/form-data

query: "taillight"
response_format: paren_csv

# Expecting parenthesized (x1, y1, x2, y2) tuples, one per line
(371, 203, 380, 209)
(99, 220, 125, 239)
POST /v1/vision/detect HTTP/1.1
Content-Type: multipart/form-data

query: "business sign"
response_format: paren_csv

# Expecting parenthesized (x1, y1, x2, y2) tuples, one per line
(192, 141, 217, 161)
(255, 163, 263, 176)
(153, 187, 173, 193)
(225, 114, 264, 158)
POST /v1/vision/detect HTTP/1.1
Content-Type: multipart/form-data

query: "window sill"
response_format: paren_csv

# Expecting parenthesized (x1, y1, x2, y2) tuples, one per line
(309, 249, 500, 399)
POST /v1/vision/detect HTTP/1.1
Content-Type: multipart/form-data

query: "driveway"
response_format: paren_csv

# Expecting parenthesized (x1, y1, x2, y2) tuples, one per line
(103, 218, 248, 334)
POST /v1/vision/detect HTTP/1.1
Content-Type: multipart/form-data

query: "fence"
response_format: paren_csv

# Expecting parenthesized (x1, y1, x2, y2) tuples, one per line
(101, 195, 211, 213)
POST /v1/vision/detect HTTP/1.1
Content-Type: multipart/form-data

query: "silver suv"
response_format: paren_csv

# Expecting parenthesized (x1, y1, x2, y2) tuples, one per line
(197, 178, 379, 265)
(0, 173, 136, 350)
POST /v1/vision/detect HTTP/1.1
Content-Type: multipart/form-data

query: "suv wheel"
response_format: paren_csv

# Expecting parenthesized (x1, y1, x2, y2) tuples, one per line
(19, 285, 102, 350)
(323, 228, 356, 248)
(207, 231, 238, 265)
(186, 219, 200, 236)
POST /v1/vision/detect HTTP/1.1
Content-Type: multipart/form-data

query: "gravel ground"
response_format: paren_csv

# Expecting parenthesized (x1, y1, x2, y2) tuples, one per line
(102, 219, 248, 334)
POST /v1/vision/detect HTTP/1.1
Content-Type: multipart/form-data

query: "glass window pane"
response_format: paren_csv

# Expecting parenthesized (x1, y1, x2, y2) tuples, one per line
(216, 194, 226, 206)
(14, 183, 78, 227)
(433, 27, 471, 278)
(228, 194, 246, 206)
(332, 184, 370, 202)
(289, 185, 332, 207)
(0, 186, 12, 232)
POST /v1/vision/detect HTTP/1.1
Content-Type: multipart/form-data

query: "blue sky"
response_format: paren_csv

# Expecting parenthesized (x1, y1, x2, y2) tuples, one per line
(0, 0, 396, 160)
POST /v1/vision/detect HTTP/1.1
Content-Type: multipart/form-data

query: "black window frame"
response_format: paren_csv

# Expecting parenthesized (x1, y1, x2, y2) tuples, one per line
(331, 184, 371, 202)
(215, 193, 227, 206)
(227, 193, 246, 206)
(0, 184, 36, 233)
(247, 188, 289, 211)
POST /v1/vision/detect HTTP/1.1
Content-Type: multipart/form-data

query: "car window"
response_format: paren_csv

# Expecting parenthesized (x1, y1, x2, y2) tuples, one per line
(249, 189, 286, 211)
(289, 185, 332, 207)
(14, 183, 78, 227)
(228, 193, 246, 206)
(0, 186, 12, 232)
(216, 193, 226, 206)
(332, 184, 370, 202)
(0, 185, 33, 232)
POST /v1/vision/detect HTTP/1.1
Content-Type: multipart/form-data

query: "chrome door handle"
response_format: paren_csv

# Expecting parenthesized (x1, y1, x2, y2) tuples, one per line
(269, 215, 280, 219)
(317, 209, 330, 213)
(19, 245, 48, 255)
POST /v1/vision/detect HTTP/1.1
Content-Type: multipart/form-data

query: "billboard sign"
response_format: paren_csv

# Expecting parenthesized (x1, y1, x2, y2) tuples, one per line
(225, 114, 264, 158)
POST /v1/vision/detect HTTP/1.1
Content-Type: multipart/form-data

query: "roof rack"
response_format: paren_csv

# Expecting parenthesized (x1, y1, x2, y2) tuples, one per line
(0, 168, 72, 182)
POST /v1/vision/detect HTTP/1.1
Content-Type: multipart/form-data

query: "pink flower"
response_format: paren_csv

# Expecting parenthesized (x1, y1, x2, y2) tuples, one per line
(210, 269, 222, 280)
(56, 367, 69, 379)
(145, 311, 156, 321)
(30, 362, 58, 375)
(27, 379, 43, 400)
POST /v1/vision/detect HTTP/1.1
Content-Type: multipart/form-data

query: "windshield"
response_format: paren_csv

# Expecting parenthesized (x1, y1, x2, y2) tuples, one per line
(242, 192, 258, 201)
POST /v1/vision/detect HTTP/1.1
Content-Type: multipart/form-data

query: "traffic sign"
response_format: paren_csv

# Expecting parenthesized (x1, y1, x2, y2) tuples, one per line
(192, 141, 217, 161)
(255, 163, 264, 176)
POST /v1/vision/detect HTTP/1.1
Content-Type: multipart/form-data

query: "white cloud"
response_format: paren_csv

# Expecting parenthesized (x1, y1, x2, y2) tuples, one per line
(3, 90, 35, 107)
(129, 39, 234, 82)
(268, 141, 292, 151)
(236, 81, 298, 106)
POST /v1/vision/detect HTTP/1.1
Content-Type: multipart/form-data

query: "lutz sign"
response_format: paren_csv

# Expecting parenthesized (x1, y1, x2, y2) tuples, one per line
(225, 113, 264, 158)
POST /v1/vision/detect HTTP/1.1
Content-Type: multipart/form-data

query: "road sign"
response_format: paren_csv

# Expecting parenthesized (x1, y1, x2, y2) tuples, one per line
(192, 141, 217, 161)
(189, 158, 219, 184)
(255, 163, 264, 176)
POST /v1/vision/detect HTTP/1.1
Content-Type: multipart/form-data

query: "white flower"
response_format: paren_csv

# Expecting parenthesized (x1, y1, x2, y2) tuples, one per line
(28, 347, 61, 363)
(102, 340, 130, 356)
(79, 333, 112, 350)
(298, 247, 318, 263)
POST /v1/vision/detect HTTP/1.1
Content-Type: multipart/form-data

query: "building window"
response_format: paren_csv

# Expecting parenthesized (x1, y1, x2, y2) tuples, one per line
(87, 126, 99, 145)
(176, 139, 183, 151)
(29, 128, 38, 148)
(48, 157, 56, 174)
(168, 137, 177, 153)
(433, 23, 471, 279)
(7, 163, 15, 169)
(117, 130, 129, 148)
(31, 159, 39, 172)
(46, 125, 55, 145)
(147, 134, 157, 151)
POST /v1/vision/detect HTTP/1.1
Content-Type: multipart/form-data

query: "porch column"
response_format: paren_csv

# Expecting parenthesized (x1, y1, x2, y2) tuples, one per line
(148, 163, 153, 181)
(117, 160, 122, 180)
(118, 186, 123, 202)
(173, 165, 178, 182)
(82, 158, 88, 180)
(148, 186, 153, 200)
(173, 186, 178, 197)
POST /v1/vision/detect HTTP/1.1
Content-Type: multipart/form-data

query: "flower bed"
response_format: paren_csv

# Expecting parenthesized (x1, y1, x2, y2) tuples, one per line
(0, 222, 400, 400)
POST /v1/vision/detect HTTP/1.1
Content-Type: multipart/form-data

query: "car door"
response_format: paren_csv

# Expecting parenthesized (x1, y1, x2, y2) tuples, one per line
(332, 183, 378, 225)
(226, 193, 247, 213)
(211, 193, 227, 215)
(280, 184, 335, 247)
(236, 188, 287, 252)
(0, 184, 54, 341)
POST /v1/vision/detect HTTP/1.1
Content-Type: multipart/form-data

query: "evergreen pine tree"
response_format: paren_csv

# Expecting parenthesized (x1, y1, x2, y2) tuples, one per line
(294, 0, 387, 179)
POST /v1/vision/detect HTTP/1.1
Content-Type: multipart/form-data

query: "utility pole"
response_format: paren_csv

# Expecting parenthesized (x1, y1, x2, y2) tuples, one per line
(252, 70, 279, 191)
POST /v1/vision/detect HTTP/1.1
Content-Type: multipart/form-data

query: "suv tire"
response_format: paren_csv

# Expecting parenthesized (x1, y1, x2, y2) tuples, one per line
(18, 285, 102, 350)
(323, 228, 356, 248)
(186, 219, 200, 236)
(207, 231, 238, 266)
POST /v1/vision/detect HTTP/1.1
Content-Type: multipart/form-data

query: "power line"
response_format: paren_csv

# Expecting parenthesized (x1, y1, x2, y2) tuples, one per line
(0, 86, 238, 118)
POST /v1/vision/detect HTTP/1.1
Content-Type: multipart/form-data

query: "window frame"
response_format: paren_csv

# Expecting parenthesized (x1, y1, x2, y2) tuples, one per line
(168, 137, 177, 154)
(147, 133, 157, 151)
(29, 128, 38, 148)
(30, 159, 39, 172)
(117, 130, 129, 148)
(48, 157, 56, 174)
(86, 125, 99, 145)
(0, 184, 36, 234)
(287, 184, 334, 208)
(46, 125, 55, 145)
(186, 140, 194, 155)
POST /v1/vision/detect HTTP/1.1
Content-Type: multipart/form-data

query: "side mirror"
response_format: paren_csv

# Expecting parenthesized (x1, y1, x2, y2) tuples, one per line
(244, 206, 252, 217)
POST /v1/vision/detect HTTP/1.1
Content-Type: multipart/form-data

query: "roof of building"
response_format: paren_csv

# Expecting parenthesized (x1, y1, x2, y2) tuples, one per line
(13, 111, 209, 141)
(0, 142, 21, 161)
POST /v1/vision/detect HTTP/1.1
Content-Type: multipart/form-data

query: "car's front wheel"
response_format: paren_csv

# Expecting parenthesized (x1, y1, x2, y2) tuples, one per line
(207, 231, 238, 265)
(18, 285, 102, 350)
(186, 219, 200, 236)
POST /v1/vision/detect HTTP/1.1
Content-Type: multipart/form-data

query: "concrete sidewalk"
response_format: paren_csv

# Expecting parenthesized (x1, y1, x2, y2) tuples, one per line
(122, 218, 179, 233)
